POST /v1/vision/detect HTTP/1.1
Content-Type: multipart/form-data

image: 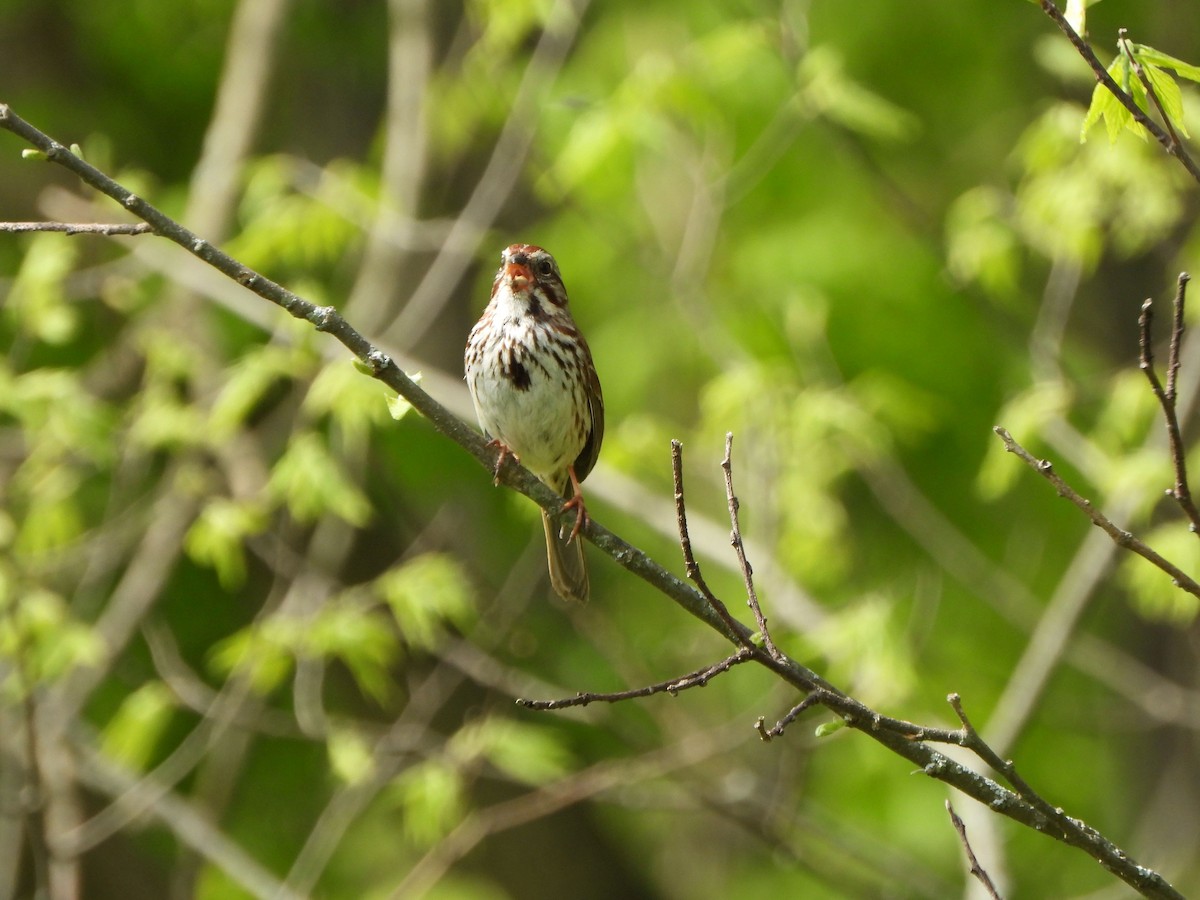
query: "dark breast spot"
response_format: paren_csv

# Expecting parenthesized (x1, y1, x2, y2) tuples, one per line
(508, 360, 532, 391)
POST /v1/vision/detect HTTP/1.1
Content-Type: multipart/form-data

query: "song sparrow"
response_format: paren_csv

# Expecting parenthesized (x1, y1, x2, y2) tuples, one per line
(465, 244, 604, 603)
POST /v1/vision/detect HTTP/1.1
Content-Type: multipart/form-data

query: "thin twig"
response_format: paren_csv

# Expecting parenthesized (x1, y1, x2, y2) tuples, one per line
(515, 647, 756, 710)
(721, 433, 783, 661)
(0, 221, 152, 235)
(1038, 0, 1200, 186)
(993, 426, 1200, 598)
(759, 692, 826, 741)
(671, 439, 757, 650)
(1138, 277, 1200, 532)
(1167, 273, 1188, 403)
(946, 800, 1003, 900)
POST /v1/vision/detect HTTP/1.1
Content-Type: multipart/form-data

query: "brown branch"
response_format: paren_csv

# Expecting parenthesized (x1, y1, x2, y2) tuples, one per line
(0, 221, 152, 235)
(1038, 1, 1200, 186)
(515, 647, 755, 710)
(946, 800, 1003, 900)
(0, 103, 1185, 900)
(721, 433, 783, 661)
(1139, 276, 1200, 532)
(993, 426, 1200, 599)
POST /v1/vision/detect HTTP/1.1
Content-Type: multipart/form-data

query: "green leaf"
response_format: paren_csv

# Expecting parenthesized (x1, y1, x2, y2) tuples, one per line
(210, 597, 399, 703)
(449, 718, 572, 785)
(797, 47, 919, 142)
(385, 374, 424, 422)
(226, 155, 360, 271)
(388, 760, 464, 847)
(267, 431, 372, 526)
(815, 718, 846, 738)
(10, 462, 87, 560)
(101, 682, 177, 770)
(6, 234, 80, 343)
(128, 382, 208, 451)
(377, 554, 475, 651)
(304, 361, 394, 440)
(945, 186, 1020, 296)
(185, 498, 268, 590)
(1143, 62, 1189, 138)
(209, 345, 310, 438)
(207, 625, 296, 695)
(1119, 525, 1200, 624)
(302, 602, 398, 704)
(13, 493, 83, 560)
(1134, 44, 1200, 83)
(0, 590, 104, 696)
(328, 728, 376, 785)
(1081, 56, 1149, 143)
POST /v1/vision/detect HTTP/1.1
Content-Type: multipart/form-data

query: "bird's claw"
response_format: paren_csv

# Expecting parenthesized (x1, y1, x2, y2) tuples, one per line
(561, 466, 589, 544)
(486, 439, 516, 486)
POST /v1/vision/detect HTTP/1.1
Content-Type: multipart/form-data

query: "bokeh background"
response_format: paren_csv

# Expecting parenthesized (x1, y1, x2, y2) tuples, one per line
(1, 0, 1199, 897)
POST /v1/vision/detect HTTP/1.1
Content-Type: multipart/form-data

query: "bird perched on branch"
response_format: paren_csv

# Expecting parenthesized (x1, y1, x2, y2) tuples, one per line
(465, 244, 604, 602)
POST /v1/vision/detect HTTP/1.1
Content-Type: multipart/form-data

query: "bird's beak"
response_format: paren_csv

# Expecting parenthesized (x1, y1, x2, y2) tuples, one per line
(504, 261, 532, 289)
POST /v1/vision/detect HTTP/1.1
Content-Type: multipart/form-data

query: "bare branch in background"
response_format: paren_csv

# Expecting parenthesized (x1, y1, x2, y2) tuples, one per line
(386, 0, 594, 350)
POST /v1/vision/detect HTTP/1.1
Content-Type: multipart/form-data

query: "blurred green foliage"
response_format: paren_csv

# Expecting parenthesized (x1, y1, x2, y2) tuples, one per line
(2, 0, 1200, 898)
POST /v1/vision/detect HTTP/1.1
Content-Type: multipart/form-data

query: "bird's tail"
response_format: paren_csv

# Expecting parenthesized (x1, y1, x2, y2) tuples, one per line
(541, 508, 588, 603)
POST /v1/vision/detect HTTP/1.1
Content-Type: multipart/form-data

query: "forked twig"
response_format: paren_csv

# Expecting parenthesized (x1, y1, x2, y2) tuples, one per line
(671, 439, 757, 650)
(1138, 274, 1200, 532)
(993, 427, 1200, 599)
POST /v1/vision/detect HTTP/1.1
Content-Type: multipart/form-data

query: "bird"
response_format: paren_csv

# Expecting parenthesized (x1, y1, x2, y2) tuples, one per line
(465, 243, 604, 602)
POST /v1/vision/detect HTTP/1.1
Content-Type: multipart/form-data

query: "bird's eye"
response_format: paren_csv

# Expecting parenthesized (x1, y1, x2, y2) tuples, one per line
(536, 258, 554, 277)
